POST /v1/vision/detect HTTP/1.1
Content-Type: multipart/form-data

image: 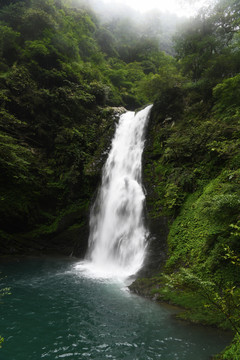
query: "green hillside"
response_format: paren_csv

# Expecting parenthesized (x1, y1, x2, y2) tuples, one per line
(0, 0, 173, 254)
(130, 1, 240, 357)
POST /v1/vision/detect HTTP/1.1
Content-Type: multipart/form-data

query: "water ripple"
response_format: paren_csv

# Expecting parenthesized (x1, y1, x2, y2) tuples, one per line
(0, 258, 232, 360)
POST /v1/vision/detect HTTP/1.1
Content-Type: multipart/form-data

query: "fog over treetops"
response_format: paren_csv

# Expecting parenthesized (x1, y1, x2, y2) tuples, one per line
(71, 0, 186, 55)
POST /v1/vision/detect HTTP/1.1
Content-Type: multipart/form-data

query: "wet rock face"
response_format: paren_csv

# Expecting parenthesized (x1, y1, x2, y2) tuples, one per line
(84, 107, 127, 178)
(111, 106, 127, 115)
(140, 217, 169, 277)
(0, 204, 90, 257)
(139, 108, 170, 277)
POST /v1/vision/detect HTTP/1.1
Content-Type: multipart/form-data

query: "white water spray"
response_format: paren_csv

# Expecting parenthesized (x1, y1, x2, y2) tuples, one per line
(78, 105, 152, 278)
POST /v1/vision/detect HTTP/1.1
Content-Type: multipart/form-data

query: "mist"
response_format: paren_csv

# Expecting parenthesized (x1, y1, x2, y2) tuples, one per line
(70, 0, 187, 55)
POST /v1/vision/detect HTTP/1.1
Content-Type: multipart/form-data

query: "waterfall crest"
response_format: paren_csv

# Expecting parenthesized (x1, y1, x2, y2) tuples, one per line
(83, 105, 152, 278)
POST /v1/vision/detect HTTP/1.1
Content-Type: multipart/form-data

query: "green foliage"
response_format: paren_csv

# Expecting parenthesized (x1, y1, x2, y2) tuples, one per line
(138, 6, 240, 358)
(0, 0, 140, 247)
(164, 182, 184, 210)
(163, 171, 240, 271)
(136, 54, 183, 102)
(0, 4, 240, 359)
(173, 0, 240, 104)
(215, 334, 240, 360)
(0, 25, 20, 65)
(161, 267, 240, 332)
(213, 74, 240, 117)
(0, 133, 33, 181)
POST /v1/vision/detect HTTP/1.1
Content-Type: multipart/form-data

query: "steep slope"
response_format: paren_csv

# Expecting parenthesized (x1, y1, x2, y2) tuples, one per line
(0, 0, 176, 255)
(131, 1, 240, 356)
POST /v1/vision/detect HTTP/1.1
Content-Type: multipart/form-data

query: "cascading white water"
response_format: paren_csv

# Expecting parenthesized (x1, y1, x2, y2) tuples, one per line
(81, 105, 152, 278)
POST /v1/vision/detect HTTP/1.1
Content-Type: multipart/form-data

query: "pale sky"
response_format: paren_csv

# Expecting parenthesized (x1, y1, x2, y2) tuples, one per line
(103, 0, 211, 17)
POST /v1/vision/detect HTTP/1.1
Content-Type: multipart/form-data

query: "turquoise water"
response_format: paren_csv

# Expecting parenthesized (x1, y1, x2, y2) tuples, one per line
(0, 257, 231, 360)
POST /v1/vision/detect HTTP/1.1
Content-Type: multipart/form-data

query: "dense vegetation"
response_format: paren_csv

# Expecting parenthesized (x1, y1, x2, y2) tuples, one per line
(0, 0, 240, 357)
(130, 0, 240, 357)
(0, 0, 176, 255)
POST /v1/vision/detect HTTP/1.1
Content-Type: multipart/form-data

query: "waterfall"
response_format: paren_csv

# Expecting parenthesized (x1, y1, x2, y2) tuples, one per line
(81, 105, 152, 278)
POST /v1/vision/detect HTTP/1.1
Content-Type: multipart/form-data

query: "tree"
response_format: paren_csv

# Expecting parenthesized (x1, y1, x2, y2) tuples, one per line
(174, 0, 240, 87)
(0, 25, 20, 65)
